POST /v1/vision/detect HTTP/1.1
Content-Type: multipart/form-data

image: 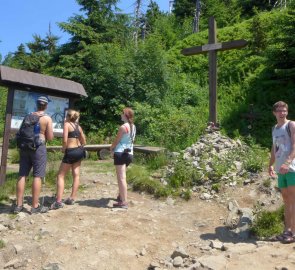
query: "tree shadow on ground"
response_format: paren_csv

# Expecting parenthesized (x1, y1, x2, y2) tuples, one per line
(0, 203, 14, 214)
(77, 197, 114, 208)
(200, 226, 257, 244)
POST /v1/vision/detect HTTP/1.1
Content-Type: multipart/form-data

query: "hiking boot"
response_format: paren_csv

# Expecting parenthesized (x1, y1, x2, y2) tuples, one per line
(12, 205, 24, 214)
(31, 205, 49, 214)
(50, 201, 64, 210)
(64, 198, 75, 205)
(113, 201, 128, 209)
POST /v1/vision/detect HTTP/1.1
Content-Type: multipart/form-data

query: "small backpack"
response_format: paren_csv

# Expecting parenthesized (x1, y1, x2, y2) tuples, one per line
(16, 113, 43, 150)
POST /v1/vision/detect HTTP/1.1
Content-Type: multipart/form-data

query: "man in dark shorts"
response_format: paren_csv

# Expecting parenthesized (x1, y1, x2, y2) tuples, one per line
(13, 96, 54, 214)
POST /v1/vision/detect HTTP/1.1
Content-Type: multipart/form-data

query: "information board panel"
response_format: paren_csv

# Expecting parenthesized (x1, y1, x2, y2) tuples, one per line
(11, 90, 69, 133)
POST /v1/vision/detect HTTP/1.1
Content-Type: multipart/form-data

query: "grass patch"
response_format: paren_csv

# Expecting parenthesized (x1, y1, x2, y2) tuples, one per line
(84, 160, 114, 173)
(134, 152, 169, 170)
(0, 239, 6, 249)
(127, 164, 171, 198)
(244, 146, 268, 173)
(251, 206, 284, 238)
(0, 172, 19, 202)
(169, 159, 203, 188)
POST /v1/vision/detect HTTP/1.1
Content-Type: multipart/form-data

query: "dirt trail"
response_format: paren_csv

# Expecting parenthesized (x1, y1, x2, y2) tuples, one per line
(0, 161, 294, 270)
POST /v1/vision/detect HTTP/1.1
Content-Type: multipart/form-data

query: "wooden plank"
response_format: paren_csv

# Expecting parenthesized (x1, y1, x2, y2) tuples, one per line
(219, 39, 248, 51)
(46, 144, 166, 154)
(134, 145, 166, 154)
(0, 88, 14, 185)
(202, 43, 222, 51)
(181, 39, 247, 56)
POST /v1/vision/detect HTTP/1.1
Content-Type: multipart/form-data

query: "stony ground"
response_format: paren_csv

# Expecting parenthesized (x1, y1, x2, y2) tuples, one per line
(1, 160, 295, 270)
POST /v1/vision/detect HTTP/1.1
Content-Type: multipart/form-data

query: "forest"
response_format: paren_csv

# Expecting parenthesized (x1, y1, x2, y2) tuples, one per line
(1, 0, 295, 151)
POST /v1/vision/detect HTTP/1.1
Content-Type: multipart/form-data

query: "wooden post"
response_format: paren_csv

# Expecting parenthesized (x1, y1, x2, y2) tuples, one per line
(0, 88, 14, 185)
(208, 17, 217, 124)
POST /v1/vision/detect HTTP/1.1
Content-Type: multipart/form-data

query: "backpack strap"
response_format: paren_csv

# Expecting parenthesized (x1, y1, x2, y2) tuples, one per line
(123, 123, 129, 133)
(273, 121, 292, 137)
(287, 121, 291, 137)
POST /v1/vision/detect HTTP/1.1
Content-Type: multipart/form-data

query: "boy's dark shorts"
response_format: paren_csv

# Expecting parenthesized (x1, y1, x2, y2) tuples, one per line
(62, 147, 85, 164)
(19, 145, 47, 178)
(114, 152, 133, 167)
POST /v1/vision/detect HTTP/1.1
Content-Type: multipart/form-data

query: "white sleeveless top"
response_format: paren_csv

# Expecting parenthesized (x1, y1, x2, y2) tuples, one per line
(272, 121, 295, 172)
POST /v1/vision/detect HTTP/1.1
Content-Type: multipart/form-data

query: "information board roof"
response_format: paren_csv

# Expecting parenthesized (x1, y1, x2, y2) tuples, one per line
(0, 65, 87, 97)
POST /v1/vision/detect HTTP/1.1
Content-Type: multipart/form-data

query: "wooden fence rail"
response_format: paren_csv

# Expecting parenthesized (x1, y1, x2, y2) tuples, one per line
(46, 144, 166, 156)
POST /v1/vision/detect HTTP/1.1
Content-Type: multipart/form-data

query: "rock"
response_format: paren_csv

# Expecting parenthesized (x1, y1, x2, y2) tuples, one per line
(42, 263, 64, 270)
(200, 193, 212, 200)
(171, 246, 189, 259)
(16, 212, 26, 220)
(13, 244, 23, 254)
(173, 256, 183, 267)
(0, 224, 8, 231)
(139, 248, 147, 256)
(149, 261, 160, 269)
(198, 255, 227, 270)
(4, 258, 26, 269)
(187, 262, 201, 270)
(209, 240, 224, 250)
(166, 197, 175, 206)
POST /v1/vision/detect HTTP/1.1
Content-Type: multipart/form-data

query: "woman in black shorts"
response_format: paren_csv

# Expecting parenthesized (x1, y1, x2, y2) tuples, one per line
(51, 110, 86, 209)
(110, 107, 136, 209)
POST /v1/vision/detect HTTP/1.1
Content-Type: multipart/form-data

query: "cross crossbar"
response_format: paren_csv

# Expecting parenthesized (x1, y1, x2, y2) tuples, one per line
(181, 39, 248, 56)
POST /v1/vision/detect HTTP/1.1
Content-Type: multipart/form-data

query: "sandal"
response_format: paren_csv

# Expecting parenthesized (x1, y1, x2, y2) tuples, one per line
(271, 230, 293, 242)
(64, 198, 75, 205)
(281, 234, 295, 244)
(113, 201, 128, 209)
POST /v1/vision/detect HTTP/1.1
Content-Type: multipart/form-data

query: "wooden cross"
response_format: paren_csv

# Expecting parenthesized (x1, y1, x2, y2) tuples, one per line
(181, 17, 248, 125)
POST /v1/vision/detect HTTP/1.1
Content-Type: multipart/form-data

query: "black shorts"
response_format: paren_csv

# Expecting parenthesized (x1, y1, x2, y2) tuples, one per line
(62, 147, 85, 164)
(114, 152, 133, 167)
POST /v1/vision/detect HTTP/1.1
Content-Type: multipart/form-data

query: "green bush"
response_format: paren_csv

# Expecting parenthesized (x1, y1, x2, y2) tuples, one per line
(180, 189, 192, 201)
(251, 206, 284, 238)
(244, 145, 268, 173)
(211, 183, 221, 193)
(208, 156, 232, 183)
(169, 159, 203, 188)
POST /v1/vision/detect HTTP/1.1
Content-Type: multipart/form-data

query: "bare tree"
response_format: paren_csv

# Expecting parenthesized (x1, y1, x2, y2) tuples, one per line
(193, 0, 201, 33)
(133, 0, 142, 46)
(273, 0, 287, 8)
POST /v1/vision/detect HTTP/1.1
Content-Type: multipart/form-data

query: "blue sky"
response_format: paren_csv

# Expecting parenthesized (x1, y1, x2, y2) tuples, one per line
(0, 0, 170, 59)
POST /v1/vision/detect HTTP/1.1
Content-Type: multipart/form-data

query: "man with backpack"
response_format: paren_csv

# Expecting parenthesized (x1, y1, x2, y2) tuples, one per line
(13, 96, 54, 214)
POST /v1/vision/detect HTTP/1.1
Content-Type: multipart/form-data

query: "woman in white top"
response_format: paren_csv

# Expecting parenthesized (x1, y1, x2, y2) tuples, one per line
(110, 107, 136, 209)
